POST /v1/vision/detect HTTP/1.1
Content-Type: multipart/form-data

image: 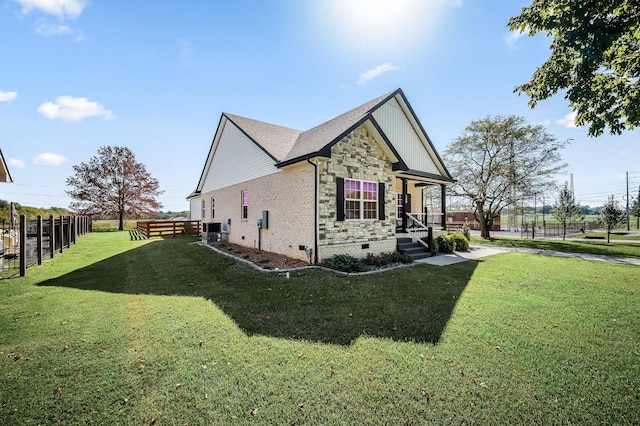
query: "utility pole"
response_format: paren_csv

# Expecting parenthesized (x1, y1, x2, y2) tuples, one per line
(570, 173, 574, 199)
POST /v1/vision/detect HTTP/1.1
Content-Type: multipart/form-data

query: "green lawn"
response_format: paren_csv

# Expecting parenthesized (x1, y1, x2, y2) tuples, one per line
(1, 232, 639, 424)
(577, 232, 640, 241)
(91, 219, 137, 232)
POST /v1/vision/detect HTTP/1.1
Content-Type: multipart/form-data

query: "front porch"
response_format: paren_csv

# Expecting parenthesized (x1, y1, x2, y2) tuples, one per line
(393, 175, 451, 260)
(394, 176, 448, 234)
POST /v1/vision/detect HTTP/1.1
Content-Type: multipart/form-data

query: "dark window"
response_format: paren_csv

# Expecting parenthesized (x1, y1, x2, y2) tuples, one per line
(241, 191, 248, 219)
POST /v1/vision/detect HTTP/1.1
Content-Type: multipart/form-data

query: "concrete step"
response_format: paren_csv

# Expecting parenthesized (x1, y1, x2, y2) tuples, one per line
(397, 239, 431, 260)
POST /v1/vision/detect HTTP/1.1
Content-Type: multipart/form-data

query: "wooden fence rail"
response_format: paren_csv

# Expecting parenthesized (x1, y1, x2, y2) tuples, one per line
(136, 220, 201, 238)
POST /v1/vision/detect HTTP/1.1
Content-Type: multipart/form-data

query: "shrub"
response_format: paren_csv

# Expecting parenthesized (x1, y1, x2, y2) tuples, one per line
(364, 251, 414, 266)
(364, 252, 385, 267)
(450, 232, 470, 251)
(461, 223, 471, 241)
(324, 251, 413, 272)
(323, 254, 368, 273)
(436, 235, 454, 254)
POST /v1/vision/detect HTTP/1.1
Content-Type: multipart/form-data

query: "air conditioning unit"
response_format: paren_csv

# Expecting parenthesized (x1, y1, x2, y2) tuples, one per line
(202, 222, 221, 245)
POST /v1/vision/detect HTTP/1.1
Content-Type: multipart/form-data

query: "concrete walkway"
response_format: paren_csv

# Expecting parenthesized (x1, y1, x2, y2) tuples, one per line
(416, 244, 640, 266)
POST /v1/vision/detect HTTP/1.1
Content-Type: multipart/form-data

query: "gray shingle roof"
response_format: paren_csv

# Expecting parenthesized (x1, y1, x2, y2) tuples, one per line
(223, 113, 301, 162)
(224, 89, 399, 164)
(282, 89, 398, 163)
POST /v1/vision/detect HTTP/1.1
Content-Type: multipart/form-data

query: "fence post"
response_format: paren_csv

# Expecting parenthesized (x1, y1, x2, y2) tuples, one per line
(58, 215, 64, 253)
(71, 216, 76, 244)
(49, 215, 55, 259)
(37, 215, 43, 265)
(19, 215, 26, 277)
(66, 216, 72, 249)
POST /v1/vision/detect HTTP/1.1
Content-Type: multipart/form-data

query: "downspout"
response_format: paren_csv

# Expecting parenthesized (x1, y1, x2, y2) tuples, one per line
(306, 157, 319, 264)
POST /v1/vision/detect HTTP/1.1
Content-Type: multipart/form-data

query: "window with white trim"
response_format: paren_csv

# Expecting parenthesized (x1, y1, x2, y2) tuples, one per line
(344, 179, 378, 220)
(241, 191, 248, 219)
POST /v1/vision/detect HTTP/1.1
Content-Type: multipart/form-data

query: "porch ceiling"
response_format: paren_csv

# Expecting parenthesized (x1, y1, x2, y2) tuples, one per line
(394, 170, 453, 186)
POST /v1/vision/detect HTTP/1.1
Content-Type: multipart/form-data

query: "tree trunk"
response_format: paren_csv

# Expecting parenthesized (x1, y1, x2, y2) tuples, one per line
(119, 212, 124, 231)
(476, 203, 491, 239)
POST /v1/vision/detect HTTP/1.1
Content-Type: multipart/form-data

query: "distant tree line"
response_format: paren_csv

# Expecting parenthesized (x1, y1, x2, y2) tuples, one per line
(0, 200, 71, 222)
(155, 211, 190, 220)
(0, 200, 188, 223)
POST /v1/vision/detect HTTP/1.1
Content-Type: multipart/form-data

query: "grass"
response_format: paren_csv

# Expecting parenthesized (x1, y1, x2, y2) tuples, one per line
(475, 235, 640, 258)
(1, 232, 639, 424)
(576, 232, 640, 241)
(91, 219, 137, 232)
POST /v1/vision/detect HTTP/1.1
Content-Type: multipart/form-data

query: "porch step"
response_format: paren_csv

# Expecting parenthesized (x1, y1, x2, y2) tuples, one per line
(397, 238, 431, 260)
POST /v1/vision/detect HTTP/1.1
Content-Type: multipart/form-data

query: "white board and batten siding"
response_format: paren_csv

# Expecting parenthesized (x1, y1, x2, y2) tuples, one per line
(190, 198, 201, 221)
(373, 98, 442, 176)
(200, 118, 280, 193)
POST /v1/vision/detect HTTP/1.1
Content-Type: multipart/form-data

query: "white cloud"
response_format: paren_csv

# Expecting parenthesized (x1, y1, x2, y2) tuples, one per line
(556, 111, 578, 128)
(504, 27, 529, 47)
(37, 96, 115, 122)
(358, 63, 401, 85)
(13, 0, 86, 19)
(34, 152, 68, 166)
(34, 20, 83, 40)
(0, 91, 18, 102)
(35, 20, 70, 35)
(536, 119, 551, 127)
(8, 158, 25, 168)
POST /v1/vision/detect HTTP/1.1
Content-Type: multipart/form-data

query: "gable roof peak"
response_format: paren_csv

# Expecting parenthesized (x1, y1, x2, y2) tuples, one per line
(223, 113, 302, 162)
(281, 88, 402, 163)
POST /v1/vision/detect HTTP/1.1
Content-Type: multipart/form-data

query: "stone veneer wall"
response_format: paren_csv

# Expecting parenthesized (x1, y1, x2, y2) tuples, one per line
(317, 125, 397, 261)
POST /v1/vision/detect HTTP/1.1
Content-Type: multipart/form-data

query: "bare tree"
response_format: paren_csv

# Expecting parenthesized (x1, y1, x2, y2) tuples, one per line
(444, 116, 568, 238)
(66, 146, 163, 230)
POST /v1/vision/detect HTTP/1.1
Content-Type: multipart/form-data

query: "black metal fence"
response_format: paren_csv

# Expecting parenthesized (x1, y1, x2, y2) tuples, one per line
(517, 221, 598, 239)
(0, 219, 19, 279)
(0, 215, 91, 279)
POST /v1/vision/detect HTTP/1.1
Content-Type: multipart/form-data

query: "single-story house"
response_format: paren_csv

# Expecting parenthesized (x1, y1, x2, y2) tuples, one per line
(0, 150, 13, 183)
(188, 88, 454, 263)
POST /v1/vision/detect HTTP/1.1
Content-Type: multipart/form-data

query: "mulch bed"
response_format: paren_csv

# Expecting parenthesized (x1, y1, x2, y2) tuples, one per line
(213, 243, 311, 270)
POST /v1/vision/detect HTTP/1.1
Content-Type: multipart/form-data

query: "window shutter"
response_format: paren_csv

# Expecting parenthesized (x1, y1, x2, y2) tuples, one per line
(378, 182, 385, 220)
(336, 177, 345, 221)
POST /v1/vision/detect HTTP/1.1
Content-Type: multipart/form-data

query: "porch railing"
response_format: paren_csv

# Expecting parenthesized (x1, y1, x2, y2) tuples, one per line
(402, 212, 444, 229)
(404, 213, 432, 251)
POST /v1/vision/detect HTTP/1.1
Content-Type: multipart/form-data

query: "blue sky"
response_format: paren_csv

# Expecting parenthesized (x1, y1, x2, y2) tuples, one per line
(1, 0, 639, 212)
